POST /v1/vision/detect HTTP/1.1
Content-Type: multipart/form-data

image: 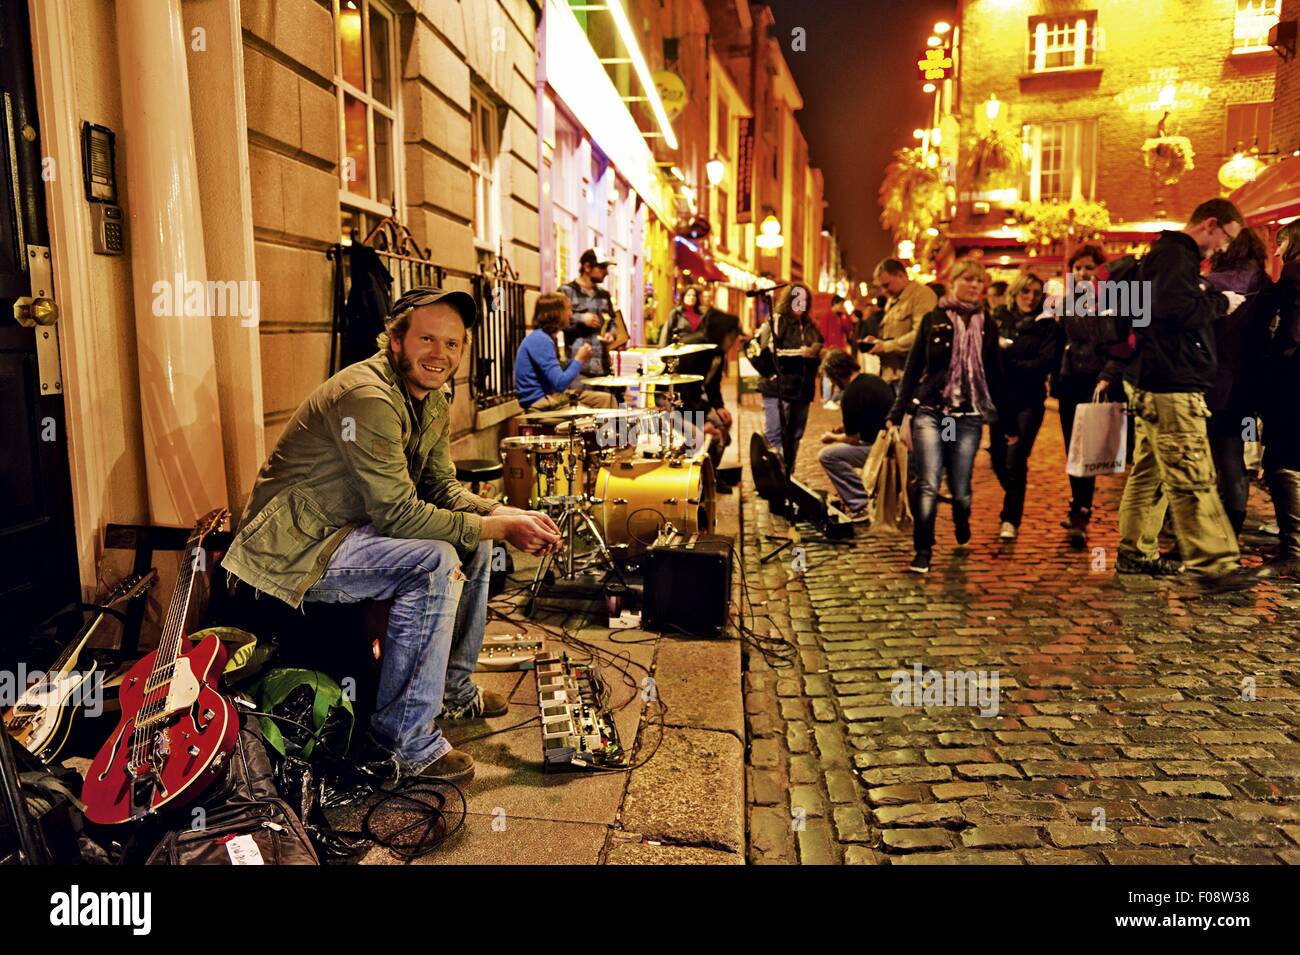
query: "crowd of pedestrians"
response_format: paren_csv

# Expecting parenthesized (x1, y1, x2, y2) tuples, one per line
(795, 197, 1300, 591)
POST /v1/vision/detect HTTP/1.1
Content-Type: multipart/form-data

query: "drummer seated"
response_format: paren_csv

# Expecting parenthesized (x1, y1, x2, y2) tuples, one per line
(515, 291, 618, 412)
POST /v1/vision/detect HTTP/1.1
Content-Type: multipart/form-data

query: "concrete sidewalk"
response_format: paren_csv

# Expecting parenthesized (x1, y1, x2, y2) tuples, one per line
(347, 481, 748, 864)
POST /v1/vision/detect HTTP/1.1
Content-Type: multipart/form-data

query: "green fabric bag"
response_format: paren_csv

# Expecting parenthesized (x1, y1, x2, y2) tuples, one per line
(186, 626, 272, 684)
(250, 668, 355, 760)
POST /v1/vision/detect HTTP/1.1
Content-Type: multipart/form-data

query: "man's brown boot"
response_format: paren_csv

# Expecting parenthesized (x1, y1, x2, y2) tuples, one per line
(440, 686, 509, 720)
(415, 748, 475, 783)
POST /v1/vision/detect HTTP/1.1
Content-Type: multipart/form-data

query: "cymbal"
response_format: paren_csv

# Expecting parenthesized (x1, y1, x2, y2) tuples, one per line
(555, 410, 650, 433)
(638, 374, 704, 386)
(656, 342, 715, 357)
(520, 404, 639, 422)
(576, 375, 644, 388)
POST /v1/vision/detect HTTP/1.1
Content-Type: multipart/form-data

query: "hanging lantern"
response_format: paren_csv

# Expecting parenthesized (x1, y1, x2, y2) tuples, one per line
(1218, 152, 1265, 191)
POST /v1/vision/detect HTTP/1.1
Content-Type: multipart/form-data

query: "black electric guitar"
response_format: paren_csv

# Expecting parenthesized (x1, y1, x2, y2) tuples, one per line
(3, 570, 158, 763)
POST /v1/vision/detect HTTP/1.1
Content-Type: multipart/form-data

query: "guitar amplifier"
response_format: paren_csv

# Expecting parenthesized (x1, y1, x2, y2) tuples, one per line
(641, 532, 733, 637)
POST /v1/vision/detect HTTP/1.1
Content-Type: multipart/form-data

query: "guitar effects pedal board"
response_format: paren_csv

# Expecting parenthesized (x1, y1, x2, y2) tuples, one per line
(534, 654, 625, 771)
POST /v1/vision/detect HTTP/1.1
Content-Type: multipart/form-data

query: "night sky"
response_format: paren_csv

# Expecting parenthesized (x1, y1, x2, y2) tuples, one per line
(763, 0, 958, 279)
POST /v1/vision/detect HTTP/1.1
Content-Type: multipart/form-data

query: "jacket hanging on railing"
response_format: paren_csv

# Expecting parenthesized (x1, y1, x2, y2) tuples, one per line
(332, 244, 393, 373)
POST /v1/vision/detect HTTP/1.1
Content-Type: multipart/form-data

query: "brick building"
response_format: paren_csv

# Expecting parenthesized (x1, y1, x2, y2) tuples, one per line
(707, 1, 826, 313)
(1272, 0, 1300, 153)
(947, 0, 1283, 272)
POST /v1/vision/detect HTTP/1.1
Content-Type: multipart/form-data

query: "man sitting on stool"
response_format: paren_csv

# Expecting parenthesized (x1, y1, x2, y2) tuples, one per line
(223, 287, 564, 784)
(818, 347, 894, 521)
(515, 292, 617, 411)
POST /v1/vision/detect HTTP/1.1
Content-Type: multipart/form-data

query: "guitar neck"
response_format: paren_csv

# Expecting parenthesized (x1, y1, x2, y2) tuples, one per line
(50, 612, 107, 676)
(151, 546, 200, 682)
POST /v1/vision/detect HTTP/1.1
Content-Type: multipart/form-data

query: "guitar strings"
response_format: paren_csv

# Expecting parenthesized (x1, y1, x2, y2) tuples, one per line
(130, 538, 201, 773)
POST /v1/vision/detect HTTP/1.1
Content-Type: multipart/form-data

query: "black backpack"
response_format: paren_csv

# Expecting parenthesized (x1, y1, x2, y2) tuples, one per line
(144, 719, 319, 865)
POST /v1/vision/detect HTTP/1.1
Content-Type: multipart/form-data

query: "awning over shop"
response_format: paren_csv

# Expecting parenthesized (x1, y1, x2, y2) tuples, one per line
(1230, 155, 1300, 228)
(673, 235, 727, 282)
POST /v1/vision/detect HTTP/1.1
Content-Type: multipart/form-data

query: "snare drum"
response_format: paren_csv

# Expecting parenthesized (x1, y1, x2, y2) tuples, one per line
(592, 455, 716, 551)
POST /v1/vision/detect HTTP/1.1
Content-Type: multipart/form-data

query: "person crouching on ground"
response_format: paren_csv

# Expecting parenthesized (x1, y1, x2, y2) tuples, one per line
(817, 348, 893, 522)
(887, 258, 1009, 575)
(223, 287, 566, 784)
(515, 292, 617, 412)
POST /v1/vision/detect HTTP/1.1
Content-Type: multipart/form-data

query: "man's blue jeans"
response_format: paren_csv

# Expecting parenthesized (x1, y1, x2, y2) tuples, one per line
(303, 525, 493, 773)
(819, 441, 871, 513)
(911, 408, 984, 553)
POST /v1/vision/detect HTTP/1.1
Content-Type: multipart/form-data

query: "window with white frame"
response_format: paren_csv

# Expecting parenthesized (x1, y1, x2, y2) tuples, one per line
(470, 88, 502, 253)
(1028, 13, 1097, 72)
(1022, 120, 1097, 203)
(1233, 0, 1281, 52)
(335, 0, 401, 240)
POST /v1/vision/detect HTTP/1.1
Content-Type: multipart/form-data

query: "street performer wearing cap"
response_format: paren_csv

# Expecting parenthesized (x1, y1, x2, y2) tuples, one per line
(222, 287, 562, 783)
(560, 249, 627, 380)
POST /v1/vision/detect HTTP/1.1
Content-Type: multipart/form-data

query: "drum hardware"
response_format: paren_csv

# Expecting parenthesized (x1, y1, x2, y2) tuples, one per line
(526, 408, 630, 612)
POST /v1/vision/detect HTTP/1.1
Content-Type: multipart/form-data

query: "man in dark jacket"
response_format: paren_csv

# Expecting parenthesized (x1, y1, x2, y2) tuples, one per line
(1116, 199, 1250, 589)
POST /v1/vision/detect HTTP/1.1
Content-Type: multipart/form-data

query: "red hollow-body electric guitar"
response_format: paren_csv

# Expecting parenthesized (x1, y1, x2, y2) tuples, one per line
(82, 509, 239, 825)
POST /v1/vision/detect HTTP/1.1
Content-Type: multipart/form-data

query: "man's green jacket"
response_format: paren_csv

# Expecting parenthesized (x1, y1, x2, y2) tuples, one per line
(222, 351, 499, 608)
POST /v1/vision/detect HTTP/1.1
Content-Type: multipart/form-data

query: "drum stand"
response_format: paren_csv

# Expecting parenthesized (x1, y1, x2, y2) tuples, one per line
(527, 418, 628, 614)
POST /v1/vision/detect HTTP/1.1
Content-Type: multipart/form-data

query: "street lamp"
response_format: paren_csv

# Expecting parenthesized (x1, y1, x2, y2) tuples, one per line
(705, 156, 725, 187)
(756, 215, 784, 249)
(922, 82, 936, 93)
(934, 21, 951, 34)
(927, 35, 942, 47)
(985, 94, 1002, 123)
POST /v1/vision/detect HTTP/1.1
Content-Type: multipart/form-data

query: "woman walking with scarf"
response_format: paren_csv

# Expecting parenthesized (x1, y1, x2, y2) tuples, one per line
(887, 259, 1008, 574)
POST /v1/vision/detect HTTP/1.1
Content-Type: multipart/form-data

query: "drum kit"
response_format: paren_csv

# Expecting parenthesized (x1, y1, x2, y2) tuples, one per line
(499, 341, 719, 603)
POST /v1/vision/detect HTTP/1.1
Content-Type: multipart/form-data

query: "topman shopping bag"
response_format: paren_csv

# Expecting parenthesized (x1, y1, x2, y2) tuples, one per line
(1066, 401, 1128, 478)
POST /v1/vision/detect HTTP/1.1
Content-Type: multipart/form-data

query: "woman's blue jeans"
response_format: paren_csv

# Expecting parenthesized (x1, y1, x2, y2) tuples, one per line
(911, 407, 984, 553)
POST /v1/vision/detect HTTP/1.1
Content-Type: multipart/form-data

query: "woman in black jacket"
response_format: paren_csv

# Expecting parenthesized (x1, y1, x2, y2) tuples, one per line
(756, 282, 823, 473)
(887, 259, 1008, 574)
(1204, 227, 1272, 535)
(1261, 220, 1300, 576)
(1053, 244, 1129, 547)
(989, 272, 1064, 539)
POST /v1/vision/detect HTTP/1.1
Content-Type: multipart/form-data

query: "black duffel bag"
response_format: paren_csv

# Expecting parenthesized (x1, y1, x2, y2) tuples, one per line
(145, 719, 318, 865)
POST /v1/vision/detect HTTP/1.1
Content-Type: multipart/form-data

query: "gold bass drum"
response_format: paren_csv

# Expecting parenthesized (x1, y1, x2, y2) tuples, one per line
(592, 455, 715, 551)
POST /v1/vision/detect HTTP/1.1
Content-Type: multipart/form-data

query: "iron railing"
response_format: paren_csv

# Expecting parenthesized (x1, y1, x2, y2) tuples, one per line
(328, 218, 527, 408)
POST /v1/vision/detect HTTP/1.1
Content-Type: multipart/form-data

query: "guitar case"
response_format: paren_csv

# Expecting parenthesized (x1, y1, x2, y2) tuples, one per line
(144, 718, 319, 865)
(749, 432, 788, 510)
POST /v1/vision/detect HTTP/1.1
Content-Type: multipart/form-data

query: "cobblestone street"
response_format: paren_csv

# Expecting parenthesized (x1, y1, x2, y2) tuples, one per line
(739, 394, 1300, 865)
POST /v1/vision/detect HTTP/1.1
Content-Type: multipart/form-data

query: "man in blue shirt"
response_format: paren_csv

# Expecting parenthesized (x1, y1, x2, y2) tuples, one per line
(515, 292, 617, 411)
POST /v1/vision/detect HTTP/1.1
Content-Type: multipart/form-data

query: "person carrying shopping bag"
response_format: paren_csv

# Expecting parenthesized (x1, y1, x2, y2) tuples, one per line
(886, 259, 1009, 575)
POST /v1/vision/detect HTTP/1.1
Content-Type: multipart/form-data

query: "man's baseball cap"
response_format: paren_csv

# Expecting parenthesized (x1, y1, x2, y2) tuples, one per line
(389, 285, 478, 330)
(579, 249, 613, 268)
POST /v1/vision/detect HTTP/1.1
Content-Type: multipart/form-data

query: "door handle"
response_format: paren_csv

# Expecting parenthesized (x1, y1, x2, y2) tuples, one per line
(13, 296, 59, 327)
